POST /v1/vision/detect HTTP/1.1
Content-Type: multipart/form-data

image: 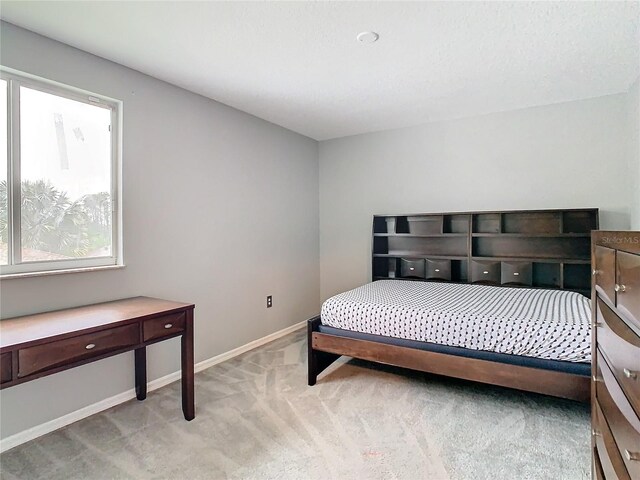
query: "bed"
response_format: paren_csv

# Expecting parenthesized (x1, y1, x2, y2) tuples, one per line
(307, 208, 598, 402)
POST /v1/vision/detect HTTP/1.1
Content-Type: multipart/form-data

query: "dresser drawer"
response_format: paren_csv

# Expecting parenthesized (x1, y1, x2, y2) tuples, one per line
(0, 353, 12, 384)
(143, 312, 186, 342)
(470, 260, 500, 284)
(596, 352, 640, 479)
(596, 299, 640, 417)
(595, 246, 616, 306)
(592, 447, 605, 480)
(617, 251, 640, 330)
(18, 324, 140, 378)
(593, 398, 631, 480)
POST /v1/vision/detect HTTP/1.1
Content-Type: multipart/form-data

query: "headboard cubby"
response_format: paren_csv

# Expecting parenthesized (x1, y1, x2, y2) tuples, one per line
(372, 208, 598, 296)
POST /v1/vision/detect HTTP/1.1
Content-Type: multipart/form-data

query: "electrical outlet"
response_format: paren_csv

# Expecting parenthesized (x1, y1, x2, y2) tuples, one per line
(267, 295, 272, 308)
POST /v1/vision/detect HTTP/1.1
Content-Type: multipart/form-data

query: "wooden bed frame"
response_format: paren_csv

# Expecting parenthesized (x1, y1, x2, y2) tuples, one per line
(308, 208, 599, 402)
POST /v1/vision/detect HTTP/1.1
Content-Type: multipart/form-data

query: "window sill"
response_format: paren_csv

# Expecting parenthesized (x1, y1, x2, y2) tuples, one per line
(0, 264, 125, 280)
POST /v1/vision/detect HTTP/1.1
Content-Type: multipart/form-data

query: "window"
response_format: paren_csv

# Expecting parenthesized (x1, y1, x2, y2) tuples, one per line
(1, 68, 121, 276)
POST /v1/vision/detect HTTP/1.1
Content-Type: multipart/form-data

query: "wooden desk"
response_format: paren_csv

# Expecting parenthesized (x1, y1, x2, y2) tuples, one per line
(0, 297, 195, 420)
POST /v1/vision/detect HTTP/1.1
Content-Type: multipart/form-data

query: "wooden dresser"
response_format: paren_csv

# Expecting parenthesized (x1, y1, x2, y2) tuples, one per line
(591, 231, 640, 480)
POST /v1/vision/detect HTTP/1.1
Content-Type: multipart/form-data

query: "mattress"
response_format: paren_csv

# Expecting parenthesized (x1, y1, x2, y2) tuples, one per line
(320, 280, 591, 363)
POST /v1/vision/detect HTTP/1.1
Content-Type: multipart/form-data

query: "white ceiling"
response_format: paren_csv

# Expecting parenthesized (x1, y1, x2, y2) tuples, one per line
(1, 1, 639, 141)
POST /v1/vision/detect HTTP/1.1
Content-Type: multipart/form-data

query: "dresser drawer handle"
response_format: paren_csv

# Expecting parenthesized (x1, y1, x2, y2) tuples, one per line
(624, 450, 640, 461)
(164, 323, 173, 329)
(623, 368, 637, 379)
(483, 271, 489, 274)
(85, 343, 96, 350)
(434, 269, 440, 272)
(513, 272, 519, 276)
(614, 284, 626, 293)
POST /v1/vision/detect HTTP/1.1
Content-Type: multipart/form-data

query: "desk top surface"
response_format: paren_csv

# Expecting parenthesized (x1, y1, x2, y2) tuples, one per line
(0, 297, 194, 349)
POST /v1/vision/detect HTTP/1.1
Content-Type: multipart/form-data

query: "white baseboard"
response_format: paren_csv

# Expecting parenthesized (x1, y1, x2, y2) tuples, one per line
(0, 320, 306, 453)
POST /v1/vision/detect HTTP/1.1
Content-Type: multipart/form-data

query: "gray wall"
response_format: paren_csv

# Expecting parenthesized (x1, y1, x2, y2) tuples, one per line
(628, 77, 640, 230)
(0, 22, 320, 439)
(319, 94, 633, 300)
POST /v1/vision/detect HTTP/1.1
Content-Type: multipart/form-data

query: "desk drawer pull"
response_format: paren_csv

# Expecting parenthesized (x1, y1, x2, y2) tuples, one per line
(623, 368, 637, 379)
(614, 284, 626, 292)
(164, 323, 173, 329)
(624, 450, 640, 461)
(85, 343, 96, 350)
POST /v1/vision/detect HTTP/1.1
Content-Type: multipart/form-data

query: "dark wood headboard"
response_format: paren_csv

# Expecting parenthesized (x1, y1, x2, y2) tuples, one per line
(372, 208, 598, 296)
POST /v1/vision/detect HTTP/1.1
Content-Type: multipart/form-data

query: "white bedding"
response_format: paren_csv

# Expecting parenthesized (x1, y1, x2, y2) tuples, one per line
(320, 280, 591, 363)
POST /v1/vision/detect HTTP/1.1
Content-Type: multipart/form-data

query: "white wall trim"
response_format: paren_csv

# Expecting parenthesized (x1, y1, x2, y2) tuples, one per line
(0, 320, 306, 453)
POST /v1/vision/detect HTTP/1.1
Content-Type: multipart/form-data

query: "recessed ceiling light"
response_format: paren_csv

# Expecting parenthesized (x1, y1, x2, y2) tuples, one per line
(357, 31, 379, 44)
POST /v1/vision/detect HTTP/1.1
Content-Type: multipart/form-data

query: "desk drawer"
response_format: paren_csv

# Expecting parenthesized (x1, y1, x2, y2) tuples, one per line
(596, 299, 640, 417)
(18, 324, 140, 378)
(596, 352, 640, 479)
(143, 312, 186, 342)
(0, 353, 12, 384)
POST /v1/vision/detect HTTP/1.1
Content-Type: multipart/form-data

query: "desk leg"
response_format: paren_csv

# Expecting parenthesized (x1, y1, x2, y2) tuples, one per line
(134, 347, 147, 401)
(181, 308, 195, 420)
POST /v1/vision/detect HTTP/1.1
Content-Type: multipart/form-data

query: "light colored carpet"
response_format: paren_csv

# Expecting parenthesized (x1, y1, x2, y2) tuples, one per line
(0, 329, 590, 480)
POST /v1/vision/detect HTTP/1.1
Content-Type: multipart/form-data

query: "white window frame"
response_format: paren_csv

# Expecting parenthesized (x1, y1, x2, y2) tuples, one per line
(0, 67, 123, 278)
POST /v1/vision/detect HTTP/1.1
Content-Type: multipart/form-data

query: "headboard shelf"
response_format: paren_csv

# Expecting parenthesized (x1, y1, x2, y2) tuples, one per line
(374, 253, 468, 260)
(374, 233, 467, 238)
(470, 255, 590, 264)
(372, 208, 598, 295)
(471, 233, 590, 238)
(472, 235, 590, 260)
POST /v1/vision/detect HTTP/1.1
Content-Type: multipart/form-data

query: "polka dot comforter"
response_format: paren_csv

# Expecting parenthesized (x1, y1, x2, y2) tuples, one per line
(321, 280, 591, 363)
